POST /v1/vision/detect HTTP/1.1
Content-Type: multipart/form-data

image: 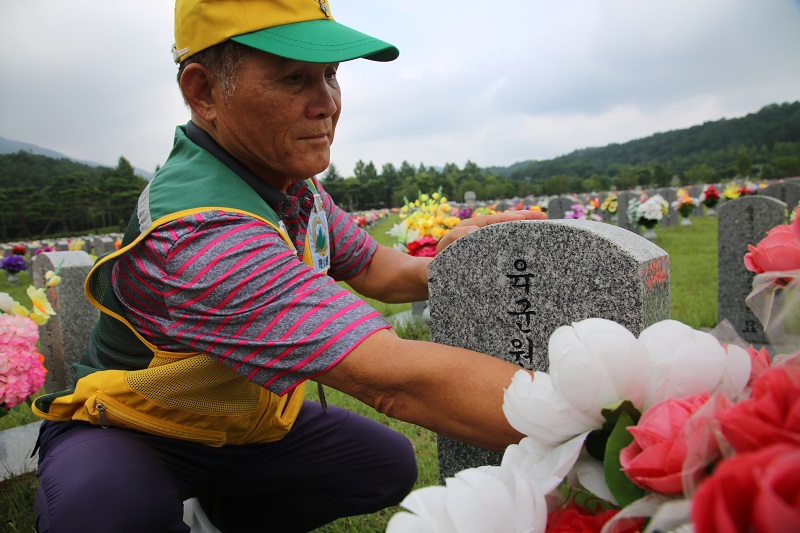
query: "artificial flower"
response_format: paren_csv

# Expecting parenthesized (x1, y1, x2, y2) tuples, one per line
(638, 320, 750, 408)
(700, 184, 720, 208)
(691, 444, 800, 533)
(0, 255, 28, 274)
(386, 466, 549, 533)
(600, 194, 618, 216)
(619, 392, 711, 494)
(545, 505, 641, 533)
(743, 210, 800, 275)
(0, 292, 18, 314)
(406, 236, 438, 257)
(547, 318, 651, 416)
(715, 365, 800, 453)
(503, 370, 598, 446)
(0, 313, 47, 409)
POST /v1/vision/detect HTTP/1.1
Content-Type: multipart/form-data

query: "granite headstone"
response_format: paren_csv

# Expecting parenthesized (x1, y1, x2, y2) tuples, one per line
(428, 219, 670, 481)
(33, 251, 99, 391)
(717, 196, 788, 345)
(761, 181, 800, 213)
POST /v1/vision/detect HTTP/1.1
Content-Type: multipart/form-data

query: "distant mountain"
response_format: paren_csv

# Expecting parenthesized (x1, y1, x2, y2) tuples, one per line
(0, 135, 154, 180)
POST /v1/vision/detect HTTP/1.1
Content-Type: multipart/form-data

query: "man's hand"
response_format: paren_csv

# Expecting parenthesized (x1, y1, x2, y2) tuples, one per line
(437, 210, 547, 253)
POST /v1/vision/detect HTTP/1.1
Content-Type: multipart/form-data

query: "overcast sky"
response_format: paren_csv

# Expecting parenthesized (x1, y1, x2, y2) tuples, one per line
(2, 0, 799, 177)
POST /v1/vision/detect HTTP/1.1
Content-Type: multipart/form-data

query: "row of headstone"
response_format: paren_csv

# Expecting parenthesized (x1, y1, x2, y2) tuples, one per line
(0, 234, 122, 258)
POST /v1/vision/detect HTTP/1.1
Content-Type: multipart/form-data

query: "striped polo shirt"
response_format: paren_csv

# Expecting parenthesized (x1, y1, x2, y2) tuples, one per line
(112, 177, 390, 396)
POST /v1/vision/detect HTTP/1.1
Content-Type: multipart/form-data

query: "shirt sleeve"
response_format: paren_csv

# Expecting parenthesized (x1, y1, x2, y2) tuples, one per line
(313, 177, 379, 281)
(112, 210, 391, 396)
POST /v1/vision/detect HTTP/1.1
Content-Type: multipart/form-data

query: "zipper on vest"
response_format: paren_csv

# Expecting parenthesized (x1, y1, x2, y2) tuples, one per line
(96, 402, 109, 428)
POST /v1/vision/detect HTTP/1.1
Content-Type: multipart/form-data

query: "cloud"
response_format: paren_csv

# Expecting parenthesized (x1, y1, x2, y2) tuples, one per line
(1, 0, 798, 177)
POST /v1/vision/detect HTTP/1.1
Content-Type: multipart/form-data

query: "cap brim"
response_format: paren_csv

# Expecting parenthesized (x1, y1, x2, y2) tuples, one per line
(231, 19, 398, 63)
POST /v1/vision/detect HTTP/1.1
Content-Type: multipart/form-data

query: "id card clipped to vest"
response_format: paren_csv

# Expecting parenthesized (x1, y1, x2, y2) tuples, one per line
(308, 193, 330, 273)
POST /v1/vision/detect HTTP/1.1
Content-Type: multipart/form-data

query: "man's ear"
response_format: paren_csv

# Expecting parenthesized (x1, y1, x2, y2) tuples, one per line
(179, 63, 218, 122)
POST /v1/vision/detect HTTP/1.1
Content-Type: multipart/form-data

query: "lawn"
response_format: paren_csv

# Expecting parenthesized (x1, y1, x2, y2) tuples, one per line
(1, 212, 720, 532)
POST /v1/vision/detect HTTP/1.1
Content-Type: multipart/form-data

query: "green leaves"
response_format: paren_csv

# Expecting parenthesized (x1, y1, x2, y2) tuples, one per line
(604, 410, 646, 508)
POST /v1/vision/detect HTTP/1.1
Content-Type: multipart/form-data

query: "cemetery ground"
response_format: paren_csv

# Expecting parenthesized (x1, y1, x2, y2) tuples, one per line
(1, 214, 718, 532)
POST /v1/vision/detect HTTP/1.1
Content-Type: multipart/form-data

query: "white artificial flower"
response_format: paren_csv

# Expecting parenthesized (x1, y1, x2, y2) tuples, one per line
(0, 292, 18, 314)
(503, 371, 596, 446)
(548, 318, 651, 418)
(501, 431, 590, 497)
(638, 320, 751, 407)
(386, 466, 548, 533)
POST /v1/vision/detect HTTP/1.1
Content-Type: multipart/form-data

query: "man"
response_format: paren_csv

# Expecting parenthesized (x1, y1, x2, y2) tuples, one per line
(32, 1, 546, 531)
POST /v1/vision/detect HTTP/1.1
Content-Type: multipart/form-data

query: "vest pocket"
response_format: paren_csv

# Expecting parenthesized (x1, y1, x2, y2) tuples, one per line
(93, 392, 227, 446)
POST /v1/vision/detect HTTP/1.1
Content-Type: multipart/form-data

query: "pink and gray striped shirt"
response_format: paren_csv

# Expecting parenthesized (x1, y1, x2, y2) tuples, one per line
(112, 177, 390, 396)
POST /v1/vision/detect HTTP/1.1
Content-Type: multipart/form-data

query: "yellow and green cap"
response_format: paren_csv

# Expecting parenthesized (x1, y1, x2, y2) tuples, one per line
(173, 0, 399, 64)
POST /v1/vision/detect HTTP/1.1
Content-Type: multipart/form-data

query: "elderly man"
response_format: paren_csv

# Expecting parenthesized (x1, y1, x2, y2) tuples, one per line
(32, 1, 546, 531)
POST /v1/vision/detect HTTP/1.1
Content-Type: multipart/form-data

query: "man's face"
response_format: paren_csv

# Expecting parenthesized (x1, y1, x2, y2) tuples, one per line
(211, 51, 341, 191)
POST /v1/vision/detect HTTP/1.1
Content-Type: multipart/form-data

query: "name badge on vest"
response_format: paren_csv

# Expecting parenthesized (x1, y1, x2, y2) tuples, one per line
(309, 193, 330, 272)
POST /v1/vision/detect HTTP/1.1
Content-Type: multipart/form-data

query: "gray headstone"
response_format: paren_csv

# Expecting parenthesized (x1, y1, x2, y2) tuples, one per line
(688, 186, 705, 216)
(33, 251, 99, 391)
(616, 192, 640, 233)
(761, 181, 800, 213)
(546, 196, 575, 220)
(55, 239, 69, 251)
(93, 236, 115, 256)
(717, 196, 788, 345)
(464, 191, 476, 204)
(428, 220, 670, 482)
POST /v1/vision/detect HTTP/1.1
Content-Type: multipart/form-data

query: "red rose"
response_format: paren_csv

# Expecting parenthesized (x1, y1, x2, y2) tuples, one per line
(716, 365, 800, 453)
(743, 211, 800, 274)
(620, 393, 712, 494)
(691, 444, 800, 533)
(406, 236, 438, 257)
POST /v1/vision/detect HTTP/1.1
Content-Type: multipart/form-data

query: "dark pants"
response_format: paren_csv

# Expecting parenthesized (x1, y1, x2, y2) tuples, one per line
(34, 401, 417, 532)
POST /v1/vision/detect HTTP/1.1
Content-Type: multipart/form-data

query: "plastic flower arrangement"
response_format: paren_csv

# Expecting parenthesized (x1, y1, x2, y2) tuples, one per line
(635, 195, 669, 229)
(387, 189, 462, 257)
(0, 267, 61, 414)
(11, 244, 26, 256)
(699, 184, 720, 209)
(671, 190, 700, 218)
(387, 221, 800, 533)
(68, 238, 87, 251)
(1, 255, 28, 275)
(601, 193, 618, 216)
(565, 203, 602, 221)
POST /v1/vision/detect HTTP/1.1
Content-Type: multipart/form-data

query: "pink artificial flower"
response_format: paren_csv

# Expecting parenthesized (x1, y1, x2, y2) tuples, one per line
(620, 392, 712, 494)
(691, 443, 800, 533)
(743, 209, 800, 274)
(716, 365, 800, 454)
(0, 314, 47, 409)
(406, 236, 438, 257)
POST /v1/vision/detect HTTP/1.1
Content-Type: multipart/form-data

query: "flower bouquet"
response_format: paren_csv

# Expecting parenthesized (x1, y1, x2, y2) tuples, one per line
(671, 190, 700, 226)
(0, 268, 61, 415)
(601, 194, 618, 219)
(1, 255, 28, 284)
(11, 244, 26, 256)
(699, 184, 720, 213)
(387, 189, 462, 257)
(565, 203, 602, 222)
(387, 214, 800, 532)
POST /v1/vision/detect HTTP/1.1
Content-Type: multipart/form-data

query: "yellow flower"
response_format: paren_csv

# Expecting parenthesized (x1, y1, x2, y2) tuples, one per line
(420, 194, 429, 203)
(440, 197, 448, 204)
(401, 205, 409, 213)
(27, 286, 56, 325)
(431, 192, 440, 201)
(45, 271, 62, 288)
(443, 216, 461, 228)
(431, 226, 447, 239)
(440, 203, 451, 213)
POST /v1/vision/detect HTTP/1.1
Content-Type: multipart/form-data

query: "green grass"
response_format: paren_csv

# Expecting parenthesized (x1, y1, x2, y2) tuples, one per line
(0, 212, 721, 532)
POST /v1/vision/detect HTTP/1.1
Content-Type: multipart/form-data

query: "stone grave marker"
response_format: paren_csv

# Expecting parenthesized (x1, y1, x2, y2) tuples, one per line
(464, 191, 476, 204)
(546, 196, 575, 220)
(761, 180, 800, 213)
(33, 251, 99, 392)
(717, 196, 787, 345)
(428, 219, 670, 481)
(616, 191, 640, 233)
